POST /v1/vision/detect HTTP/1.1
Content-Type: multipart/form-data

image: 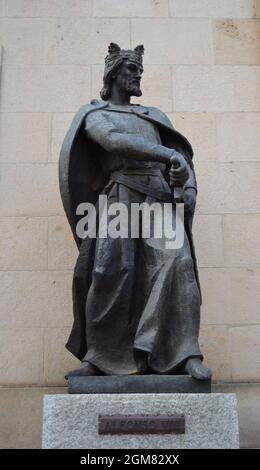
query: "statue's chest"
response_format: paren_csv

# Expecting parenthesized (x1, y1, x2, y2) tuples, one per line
(106, 111, 161, 142)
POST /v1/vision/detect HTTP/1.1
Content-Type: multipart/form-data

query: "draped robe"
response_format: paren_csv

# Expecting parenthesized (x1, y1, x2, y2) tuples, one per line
(61, 101, 203, 374)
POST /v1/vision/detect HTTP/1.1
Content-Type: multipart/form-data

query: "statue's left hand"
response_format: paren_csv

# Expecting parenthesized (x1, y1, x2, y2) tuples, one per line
(183, 187, 196, 216)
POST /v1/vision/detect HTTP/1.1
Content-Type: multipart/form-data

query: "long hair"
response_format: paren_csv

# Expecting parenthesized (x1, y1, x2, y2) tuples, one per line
(100, 61, 123, 101)
(100, 81, 111, 101)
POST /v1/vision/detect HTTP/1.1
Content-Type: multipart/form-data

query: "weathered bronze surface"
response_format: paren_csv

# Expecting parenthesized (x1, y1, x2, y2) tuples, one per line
(60, 43, 212, 383)
(98, 414, 185, 435)
(68, 375, 211, 394)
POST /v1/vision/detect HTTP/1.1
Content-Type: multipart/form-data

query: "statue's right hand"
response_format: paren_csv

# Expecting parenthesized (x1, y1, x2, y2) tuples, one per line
(169, 152, 189, 187)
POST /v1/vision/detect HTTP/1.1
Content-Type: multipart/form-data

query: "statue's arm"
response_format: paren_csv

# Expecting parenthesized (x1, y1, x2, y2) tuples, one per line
(157, 109, 197, 192)
(84, 111, 175, 164)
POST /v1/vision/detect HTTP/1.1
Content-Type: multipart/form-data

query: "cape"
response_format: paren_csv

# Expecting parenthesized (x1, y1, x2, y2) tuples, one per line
(59, 99, 194, 248)
(59, 101, 201, 360)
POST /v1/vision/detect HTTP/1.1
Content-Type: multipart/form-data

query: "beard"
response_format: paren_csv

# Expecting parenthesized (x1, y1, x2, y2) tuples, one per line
(117, 76, 142, 97)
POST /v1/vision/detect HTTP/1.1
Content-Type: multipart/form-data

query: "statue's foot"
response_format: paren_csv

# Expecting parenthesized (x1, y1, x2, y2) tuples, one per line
(65, 361, 102, 380)
(184, 358, 212, 380)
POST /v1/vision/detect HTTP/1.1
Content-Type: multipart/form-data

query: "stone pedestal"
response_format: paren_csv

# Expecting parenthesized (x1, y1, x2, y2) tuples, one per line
(42, 393, 239, 449)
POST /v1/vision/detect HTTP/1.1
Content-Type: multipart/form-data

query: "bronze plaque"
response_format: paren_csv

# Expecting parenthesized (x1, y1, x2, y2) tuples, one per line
(98, 414, 185, 435)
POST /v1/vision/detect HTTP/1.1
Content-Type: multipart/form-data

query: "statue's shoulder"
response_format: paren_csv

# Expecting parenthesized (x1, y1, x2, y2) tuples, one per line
(61, 100, 108, 159)
(145, 105, 193, 159)
(145, 106, 174, 130)
(65, 100, 109, 135)
(76, 99, 108, 120)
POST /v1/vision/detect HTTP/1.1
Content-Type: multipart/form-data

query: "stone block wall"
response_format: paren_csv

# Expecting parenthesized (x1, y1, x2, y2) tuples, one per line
(0, 0, 259, 448)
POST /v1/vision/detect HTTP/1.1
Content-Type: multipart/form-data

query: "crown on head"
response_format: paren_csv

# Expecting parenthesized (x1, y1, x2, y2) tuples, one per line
(105, 43, 144, 68)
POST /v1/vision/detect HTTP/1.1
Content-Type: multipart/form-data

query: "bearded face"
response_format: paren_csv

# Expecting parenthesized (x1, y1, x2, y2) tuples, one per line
(113, 59, 143, 97)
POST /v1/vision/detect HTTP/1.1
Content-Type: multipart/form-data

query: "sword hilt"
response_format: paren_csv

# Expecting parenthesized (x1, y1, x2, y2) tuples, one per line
(172, 185, 184, 203)
(169, 159, 184, 203)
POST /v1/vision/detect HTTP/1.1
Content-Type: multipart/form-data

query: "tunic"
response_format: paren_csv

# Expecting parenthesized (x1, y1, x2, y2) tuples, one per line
(68, 102, 202, 375)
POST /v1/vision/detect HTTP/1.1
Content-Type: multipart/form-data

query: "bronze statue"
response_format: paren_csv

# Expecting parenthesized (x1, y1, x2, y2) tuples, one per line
(59, 43, 212, 381)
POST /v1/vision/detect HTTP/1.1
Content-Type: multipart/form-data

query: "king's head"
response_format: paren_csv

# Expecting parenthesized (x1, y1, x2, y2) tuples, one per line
(100, 43, 145, 102)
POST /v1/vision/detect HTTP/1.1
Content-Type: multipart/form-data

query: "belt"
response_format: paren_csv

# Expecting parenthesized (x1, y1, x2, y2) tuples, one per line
(110, 169, 173, 203)
(112, 168, 163, 176)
